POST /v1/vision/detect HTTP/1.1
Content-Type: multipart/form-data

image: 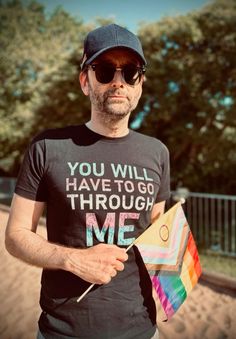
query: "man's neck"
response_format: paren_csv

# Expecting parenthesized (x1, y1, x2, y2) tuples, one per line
(86, 117, 130, 138)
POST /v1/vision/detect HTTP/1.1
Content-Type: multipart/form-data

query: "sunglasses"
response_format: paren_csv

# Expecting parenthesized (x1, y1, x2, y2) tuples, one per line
(88, 63, 146, 85)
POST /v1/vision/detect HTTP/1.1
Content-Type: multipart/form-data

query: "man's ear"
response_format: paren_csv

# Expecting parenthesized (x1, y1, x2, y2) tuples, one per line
(79, 71, 89, 96)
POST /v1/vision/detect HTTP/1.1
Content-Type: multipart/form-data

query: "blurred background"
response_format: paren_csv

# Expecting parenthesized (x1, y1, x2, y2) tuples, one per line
(0, 0, 236, 338)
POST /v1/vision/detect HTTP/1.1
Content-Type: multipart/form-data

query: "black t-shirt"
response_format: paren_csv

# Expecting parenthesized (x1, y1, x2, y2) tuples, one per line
(15, 124, 170, 338)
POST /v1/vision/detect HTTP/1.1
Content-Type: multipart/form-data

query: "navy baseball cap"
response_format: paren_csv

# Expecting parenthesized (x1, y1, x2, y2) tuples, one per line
(80, 24, 147, 69)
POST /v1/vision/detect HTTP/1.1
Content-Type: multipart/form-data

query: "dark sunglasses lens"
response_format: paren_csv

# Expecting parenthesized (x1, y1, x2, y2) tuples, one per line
(95, 64, 115, 84)
(92, 64, 143, 85)
(123, 65, 141, 85)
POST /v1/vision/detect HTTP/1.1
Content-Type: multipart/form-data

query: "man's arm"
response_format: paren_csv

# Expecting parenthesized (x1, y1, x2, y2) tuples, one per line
(151, 201, 166, 223)
(5, 194, 128, 285)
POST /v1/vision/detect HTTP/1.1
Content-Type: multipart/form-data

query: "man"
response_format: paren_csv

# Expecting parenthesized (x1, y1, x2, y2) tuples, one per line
(5, 24, 170, 338)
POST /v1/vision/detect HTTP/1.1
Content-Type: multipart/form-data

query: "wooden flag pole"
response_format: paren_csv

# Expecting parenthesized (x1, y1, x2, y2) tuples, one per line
(76, 283, 95, 303)
(125, 242, 135, 252)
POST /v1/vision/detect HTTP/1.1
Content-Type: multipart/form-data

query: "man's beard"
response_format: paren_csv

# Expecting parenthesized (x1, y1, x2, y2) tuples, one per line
(89, 85, 139, 123)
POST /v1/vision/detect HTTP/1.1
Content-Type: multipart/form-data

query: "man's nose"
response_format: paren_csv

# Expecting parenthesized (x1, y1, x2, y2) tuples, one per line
(111, 69, 124, 87)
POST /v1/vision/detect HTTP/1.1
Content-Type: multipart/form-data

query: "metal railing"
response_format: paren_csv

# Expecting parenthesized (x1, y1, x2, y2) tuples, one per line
(171, 190, 236, 257)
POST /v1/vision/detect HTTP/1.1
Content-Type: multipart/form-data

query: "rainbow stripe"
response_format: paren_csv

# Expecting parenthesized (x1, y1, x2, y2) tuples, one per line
(134, 202, 202, 320)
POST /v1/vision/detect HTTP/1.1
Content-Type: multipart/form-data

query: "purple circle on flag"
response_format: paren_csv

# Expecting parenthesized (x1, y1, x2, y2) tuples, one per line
(159, 224, 169, 242)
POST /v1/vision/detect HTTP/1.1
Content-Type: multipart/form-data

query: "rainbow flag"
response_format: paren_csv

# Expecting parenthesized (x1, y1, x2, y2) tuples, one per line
(133, 202, 202, 321)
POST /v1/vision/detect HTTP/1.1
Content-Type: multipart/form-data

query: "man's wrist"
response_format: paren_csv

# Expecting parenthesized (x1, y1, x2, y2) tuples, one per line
(62, 246, 82, 274)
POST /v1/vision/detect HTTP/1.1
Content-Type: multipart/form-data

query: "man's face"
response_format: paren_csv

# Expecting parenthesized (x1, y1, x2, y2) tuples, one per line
(80, 48, 145, 123)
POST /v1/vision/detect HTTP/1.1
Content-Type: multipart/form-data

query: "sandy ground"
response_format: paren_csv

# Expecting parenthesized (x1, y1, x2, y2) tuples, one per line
(1, 209, 236, 339)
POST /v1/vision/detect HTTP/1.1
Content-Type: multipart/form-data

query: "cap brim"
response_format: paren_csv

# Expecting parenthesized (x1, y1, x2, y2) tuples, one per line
(81, 45, 147, 69)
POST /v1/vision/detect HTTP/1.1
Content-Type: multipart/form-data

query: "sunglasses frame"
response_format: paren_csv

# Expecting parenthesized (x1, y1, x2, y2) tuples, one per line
(88, 63, 146, 86)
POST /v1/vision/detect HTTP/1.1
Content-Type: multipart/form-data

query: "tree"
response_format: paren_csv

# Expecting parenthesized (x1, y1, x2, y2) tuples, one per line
(0, 0, 90, 175)
(135, 0, 236, 194)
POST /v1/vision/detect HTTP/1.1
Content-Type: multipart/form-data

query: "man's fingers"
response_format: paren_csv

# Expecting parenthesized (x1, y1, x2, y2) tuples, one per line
(97, 268, 117, 285)
(95, 243, 128, 262)
(110, 268, 117, 278)
(116, 250, 128, 262)
(108, 247, 128, 262)
(113, 260, 125, 272)
(66, 243, 129, 284)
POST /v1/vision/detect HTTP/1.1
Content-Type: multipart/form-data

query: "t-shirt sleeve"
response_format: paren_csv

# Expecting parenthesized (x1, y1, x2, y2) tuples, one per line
(155, 143, 171, 203)
(15, 138, 47, 202)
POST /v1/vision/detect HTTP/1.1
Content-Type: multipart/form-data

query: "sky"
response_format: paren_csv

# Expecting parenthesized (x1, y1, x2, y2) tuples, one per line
(36, 0, 212, 33)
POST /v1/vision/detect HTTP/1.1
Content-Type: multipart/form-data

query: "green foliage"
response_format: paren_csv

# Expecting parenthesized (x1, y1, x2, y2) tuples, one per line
(94, 17, 116, 27)
(0, 0, 90, 174)
(136, 0, 236, 194)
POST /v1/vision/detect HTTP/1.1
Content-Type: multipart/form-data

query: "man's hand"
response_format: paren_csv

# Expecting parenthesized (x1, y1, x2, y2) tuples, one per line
(65, 244, 128, 284)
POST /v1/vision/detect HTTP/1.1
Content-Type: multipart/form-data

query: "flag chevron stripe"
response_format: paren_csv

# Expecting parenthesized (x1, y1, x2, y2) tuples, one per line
(135, 243, 178, 254)
(180, 260, 193, 293)
(188, 233, 202, 277)
(149, 269, 182, 276)
(135, 225, 189, 266)
(158, 274, 187, 312)
(145, 263, 180, 272)
(151, 276, 175, 318)
(184, 252, 196, 286)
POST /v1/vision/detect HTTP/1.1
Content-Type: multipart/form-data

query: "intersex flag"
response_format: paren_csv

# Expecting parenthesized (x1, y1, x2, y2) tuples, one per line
(133, 201, 202, 321)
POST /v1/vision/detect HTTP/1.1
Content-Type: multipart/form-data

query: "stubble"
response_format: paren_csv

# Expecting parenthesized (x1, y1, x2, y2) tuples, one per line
(88, 84, 141, 124)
